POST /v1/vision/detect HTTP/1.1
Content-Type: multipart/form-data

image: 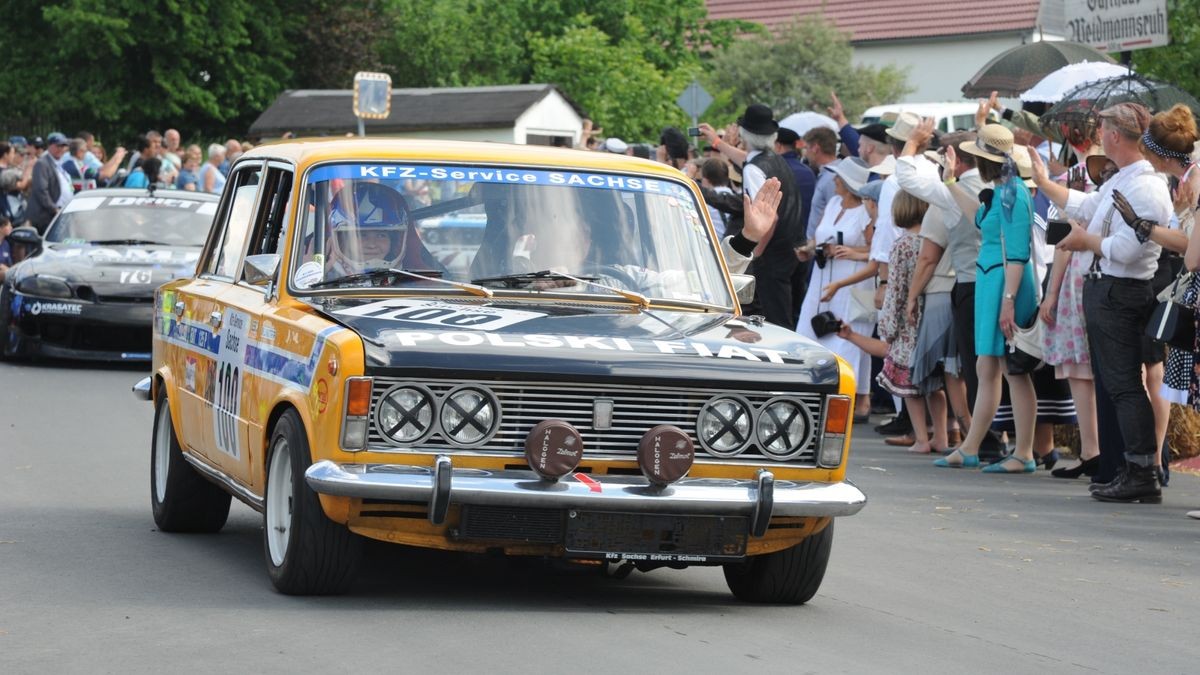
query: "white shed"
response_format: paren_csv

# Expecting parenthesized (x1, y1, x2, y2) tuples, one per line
(248, 84, 586, 146)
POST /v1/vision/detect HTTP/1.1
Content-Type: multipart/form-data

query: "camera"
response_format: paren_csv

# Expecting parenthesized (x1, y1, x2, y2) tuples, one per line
(687, 127, 701, 137)
(810, 311, 842, 338)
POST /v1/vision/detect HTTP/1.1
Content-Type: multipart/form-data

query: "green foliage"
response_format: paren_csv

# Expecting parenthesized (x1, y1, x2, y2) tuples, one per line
(0, 0, 297, 143)
(529, 19, 694, 140)
(1133, 0, 1200, 100)
(704, 15, 912, 126)
(377, 0, 746, 139)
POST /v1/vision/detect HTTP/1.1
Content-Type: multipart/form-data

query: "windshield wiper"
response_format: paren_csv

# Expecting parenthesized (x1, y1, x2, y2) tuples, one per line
(473, 269, 650, 308)
(308, 268, 493, 297)
(89, 238, 170, 246)
(472, 270, 599, 288)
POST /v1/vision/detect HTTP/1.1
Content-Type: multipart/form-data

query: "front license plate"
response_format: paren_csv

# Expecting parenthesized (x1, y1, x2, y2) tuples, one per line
(564, 511, 748, 563)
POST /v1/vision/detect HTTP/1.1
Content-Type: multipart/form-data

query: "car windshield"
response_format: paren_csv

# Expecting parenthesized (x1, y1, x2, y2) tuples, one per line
(46, 195, 217, 246)
(291, 162, 733, 308)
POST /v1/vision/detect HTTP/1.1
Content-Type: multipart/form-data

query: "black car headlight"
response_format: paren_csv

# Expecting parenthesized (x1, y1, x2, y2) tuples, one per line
(697, 396, 753, 457)
(756, 397, 813, 460)
(439, 385, 499, 447)
(16, 274, 73, 299)
(376, 384, 436, 445)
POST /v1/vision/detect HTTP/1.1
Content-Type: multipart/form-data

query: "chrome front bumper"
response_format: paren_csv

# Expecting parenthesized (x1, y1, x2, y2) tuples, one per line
(305, 458, 866, 537)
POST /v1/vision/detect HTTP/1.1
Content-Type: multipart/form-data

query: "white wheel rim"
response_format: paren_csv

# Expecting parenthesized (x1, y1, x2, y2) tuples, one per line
(266, 438, 293, 567)
(153, 403, 170, 504)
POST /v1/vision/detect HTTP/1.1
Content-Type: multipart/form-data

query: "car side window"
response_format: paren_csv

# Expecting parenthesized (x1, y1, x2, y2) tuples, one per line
(246, 166, 294, 260)
(212, 166, 263, 279)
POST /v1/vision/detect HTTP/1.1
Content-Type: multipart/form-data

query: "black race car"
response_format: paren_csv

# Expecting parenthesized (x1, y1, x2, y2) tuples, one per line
(0, 188, 218, 360)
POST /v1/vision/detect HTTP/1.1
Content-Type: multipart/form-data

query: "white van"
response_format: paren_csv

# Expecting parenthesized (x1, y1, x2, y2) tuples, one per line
(860, 103, 994, 133)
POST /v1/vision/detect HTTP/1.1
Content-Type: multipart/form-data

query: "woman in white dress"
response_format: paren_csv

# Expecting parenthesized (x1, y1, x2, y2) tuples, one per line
(797, 157, 876, 417)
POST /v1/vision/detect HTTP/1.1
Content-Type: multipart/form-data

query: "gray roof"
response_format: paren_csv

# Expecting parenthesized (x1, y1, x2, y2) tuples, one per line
(248, 84, 584, 138)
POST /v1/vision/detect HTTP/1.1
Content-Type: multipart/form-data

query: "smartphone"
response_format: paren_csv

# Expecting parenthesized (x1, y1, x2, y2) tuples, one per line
(836, 232, 844, 246)
(1046, 219, 1071, 245)
(687, 127, 701, 137)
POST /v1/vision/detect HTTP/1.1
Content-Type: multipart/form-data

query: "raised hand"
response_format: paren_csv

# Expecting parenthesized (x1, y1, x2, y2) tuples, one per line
(742, 177, 782, 244)
(1112, 189, 1154, 243)
(827, 91, 848, 127)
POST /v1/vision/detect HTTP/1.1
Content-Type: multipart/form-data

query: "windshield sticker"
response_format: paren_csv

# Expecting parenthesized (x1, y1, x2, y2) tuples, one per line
(52, 248, 200, 264)
(294, 261, 323, 289)
(307, 164, 692, 198)
(196, 202, 218, 217)
(377, 330, 793, 364)
(335, 299, 547, 332)
(107, 196, 204, 209)
(62, 197, 105, 213)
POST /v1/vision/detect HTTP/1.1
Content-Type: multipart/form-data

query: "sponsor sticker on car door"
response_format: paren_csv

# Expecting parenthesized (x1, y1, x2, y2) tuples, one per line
(212, 308, 251, 459)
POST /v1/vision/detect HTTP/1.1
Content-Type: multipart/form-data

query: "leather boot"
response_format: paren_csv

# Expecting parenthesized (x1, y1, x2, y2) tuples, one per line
(1091, 464, 1162, 504)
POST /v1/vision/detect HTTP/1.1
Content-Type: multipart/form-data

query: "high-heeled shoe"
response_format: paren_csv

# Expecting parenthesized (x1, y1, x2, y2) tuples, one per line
(933, 448, 980, 468)
(1051, 456, 1100, 479)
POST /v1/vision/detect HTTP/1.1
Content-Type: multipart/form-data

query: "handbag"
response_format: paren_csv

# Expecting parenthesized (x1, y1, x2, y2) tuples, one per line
(847, 285, 878, 325)
(998, 195, 1044, 375)
(1146, 270, 1196, 350)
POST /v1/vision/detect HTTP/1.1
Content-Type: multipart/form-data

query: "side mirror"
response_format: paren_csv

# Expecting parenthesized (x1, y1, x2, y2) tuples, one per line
(731, 274, 756, 304)
(243, 253, 280, 285)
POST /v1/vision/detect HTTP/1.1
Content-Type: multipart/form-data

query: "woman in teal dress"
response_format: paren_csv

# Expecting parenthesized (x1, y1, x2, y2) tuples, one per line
(935, 124, 1039, 473)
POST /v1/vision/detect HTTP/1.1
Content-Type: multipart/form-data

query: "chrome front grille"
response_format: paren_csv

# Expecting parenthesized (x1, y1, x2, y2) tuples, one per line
(366, 378, 825, 465)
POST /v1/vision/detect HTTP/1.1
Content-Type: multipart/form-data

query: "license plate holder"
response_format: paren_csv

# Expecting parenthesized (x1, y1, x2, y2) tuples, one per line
(564, 511, 748, 563)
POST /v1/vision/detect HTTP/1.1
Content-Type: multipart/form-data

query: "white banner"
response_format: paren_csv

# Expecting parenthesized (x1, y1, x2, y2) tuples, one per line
(1064, 0, 1169, 53)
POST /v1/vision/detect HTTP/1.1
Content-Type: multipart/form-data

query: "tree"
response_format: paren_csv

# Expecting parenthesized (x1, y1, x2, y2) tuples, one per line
(0, 0, 298, 143)
(704, 15, 911, 127)
(1133, 0, 1200, 101)
(529, 19, 695, 140)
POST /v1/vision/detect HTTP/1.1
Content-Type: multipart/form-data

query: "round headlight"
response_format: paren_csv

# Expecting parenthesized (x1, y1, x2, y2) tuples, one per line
(756, 398, 812, 460)
(696, 396, 753, 457)
(439, 386, 499, 447)
(376, 384, 436, 445)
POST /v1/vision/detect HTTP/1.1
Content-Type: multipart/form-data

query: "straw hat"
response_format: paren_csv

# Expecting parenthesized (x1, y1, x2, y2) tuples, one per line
(1086, 153, 1117, 186)
(1011, 144, 1037, 188)
(885, 112, 922, 141)
(958, 124, 1014, 163)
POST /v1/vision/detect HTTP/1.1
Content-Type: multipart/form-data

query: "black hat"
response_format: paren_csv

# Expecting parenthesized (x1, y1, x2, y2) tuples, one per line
(857, 123, 890, 145)
(737, 103, 778, 135)
(776, 127, 800, 146)
(30, 136, 46, 149)
(659, 127, 689, 160)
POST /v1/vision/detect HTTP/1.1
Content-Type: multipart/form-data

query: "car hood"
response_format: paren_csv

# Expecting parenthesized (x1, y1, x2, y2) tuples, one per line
(313, 296, 842, 390)
(13, 243, 201, 295)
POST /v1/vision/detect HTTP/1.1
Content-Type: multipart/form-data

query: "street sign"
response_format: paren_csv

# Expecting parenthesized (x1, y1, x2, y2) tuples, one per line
(1064, 0, 1169, 53)
(676, 80, 713, 125)
(353, 71, 392, 120)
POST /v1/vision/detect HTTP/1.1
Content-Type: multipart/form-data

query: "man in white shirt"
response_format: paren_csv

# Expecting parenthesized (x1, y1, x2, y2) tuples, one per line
(1031, 102, 1172, 504)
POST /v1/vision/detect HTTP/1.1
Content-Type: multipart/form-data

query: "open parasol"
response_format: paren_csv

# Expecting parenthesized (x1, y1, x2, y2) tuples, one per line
(1040, 72, 1200, 131)
(962, 41, 1116, 98)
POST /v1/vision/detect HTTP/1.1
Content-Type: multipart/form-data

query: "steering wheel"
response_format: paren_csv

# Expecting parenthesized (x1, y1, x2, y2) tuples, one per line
(578, 262, 642, 293)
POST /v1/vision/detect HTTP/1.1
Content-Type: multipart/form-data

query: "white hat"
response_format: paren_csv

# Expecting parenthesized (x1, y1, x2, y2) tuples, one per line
(871, 155, 896, 177)
(885, 112, 922, 142)
(826, 157, 871, 194)
(602, 137, 628, 154)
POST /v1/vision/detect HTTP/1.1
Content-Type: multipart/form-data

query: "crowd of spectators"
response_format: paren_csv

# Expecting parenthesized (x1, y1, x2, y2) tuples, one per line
(0, 130, 252, 234)
(583, 92, 1200, 519)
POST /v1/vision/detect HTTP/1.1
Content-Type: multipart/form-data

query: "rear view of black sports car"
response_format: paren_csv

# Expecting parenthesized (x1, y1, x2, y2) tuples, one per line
(0, 189, 218, 360)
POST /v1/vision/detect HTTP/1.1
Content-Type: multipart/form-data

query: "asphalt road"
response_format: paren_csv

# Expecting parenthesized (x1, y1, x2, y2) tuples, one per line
(2, 359, 1198, 674)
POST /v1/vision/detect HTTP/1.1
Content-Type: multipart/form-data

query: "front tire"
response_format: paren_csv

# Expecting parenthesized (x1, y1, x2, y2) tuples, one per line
(150, 389, 231, 532)
(264, 409, 361, 595)
(723, 521, 835, 604)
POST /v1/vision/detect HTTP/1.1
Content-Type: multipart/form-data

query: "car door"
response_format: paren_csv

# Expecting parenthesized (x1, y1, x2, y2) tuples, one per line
(208, 162, 294, 489)
(176, 162, 264, 469)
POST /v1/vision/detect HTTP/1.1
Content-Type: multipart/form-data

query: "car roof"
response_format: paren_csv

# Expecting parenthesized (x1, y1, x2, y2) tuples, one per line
(239, 137, 685, 178)
(79, 188, 220, 202)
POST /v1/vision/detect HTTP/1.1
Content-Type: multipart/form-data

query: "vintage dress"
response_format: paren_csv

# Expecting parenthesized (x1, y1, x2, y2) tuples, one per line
(973, 184, 1037, 357)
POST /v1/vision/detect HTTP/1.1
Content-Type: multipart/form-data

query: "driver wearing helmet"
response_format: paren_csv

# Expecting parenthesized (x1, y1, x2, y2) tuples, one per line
(325, 181, 441, 277)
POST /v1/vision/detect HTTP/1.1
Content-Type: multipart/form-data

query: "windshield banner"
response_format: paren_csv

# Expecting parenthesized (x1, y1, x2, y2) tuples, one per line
(307, 164, 691, 197)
